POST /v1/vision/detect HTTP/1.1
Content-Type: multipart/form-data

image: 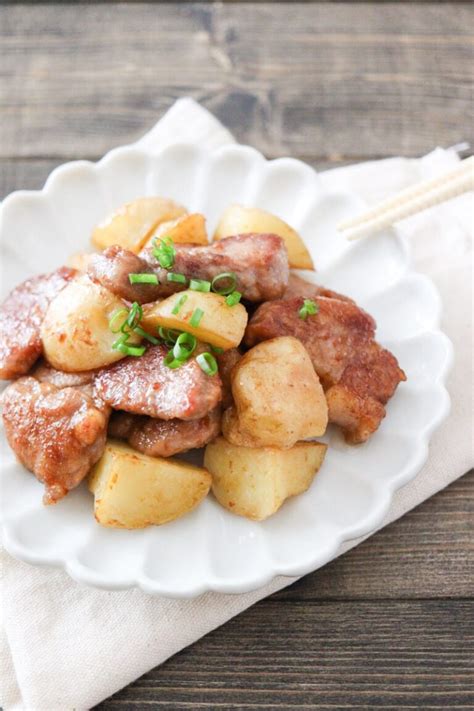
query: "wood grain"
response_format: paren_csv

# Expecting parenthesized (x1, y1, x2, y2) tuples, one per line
(97, 598, 474, 709)
(2, 3, 473, 709)
(92, 472, 473, 709)
(0, 3, 472, 161)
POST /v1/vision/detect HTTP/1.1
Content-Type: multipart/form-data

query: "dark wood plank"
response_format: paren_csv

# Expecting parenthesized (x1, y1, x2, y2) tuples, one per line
(93, 472, 473, 708)
(0, 3, 472, 161)
(278, 470, 474, 601)
(2, 5, 472, 709)
(93, 475, 473, 708)
(96, 597, 474, 709)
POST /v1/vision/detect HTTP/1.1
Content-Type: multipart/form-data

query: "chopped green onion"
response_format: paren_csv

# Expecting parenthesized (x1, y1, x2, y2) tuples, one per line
(190, 308, 204, 328)
(126, 302, 143, 330)
(153, 236, 175, 269)
(189, 278, 211, 293)
(164, 351, 184, 369)
(133, 325, 159, 345)
(209, 344, 224, 355)
(211, 272, 237, 295)
(196, 352, 218, 376)
(109, 304, 150, 357)
(166, 272, 187, 284)
(108, 308, 129, 334)
(112, 337, 146, 357)
(225, 291, 242, 307)
(128, 273, 159, 285)
(172, 332, 197, 361)
(112, 333, 129, 349)
(158, 327, 180, 344)
(298, 299, 319, 320)
(171, 294, 188, 315)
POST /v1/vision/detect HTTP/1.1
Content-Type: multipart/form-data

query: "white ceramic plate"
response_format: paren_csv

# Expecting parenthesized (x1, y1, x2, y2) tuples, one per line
(0, 142, 452, 597)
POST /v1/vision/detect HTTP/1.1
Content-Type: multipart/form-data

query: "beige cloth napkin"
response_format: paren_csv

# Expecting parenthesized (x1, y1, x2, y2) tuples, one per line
(1, 99, 472, 711)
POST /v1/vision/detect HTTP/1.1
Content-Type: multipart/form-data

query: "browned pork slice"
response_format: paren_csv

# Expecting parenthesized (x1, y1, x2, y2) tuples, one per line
(1, 376, 109, 504)
(283, 274, 355, 303)
(88, 233, 289, 304)
(108, 407, 221, 457)
(32, 361, 107, 411)
(245, 295, 406, 444)
(94, 344, 222, 420)
(0, 267, 77, 380)
(216, 348, 242, 408)
(87, 245, 160, 303)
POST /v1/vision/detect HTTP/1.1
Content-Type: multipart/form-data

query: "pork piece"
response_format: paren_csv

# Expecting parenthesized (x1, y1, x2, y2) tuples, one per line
(108, 407, 221, 457)
(88, 234, 289, 303)
(0, 267, 76, 380)
(32, 361, 107, 411)
(245, 295, 406, 443)
(1, 376, 109, 504)
(216, 348, 242, 408)
(87, 246, 160, 303)
(283, 274, 355, 303)
(94, 344, 222, 420)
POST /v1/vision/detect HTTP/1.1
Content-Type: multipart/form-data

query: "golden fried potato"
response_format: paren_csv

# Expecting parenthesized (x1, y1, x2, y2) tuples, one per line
(143, 213, 209, 247)
(141, 290, 248, 351)
(41, 274, 141, 371)
(222, 337, 328, 448)
(91, 197, 186, 253)
(89, 440, 212, 528)
(205, 437, 327, 520)
(213, 204, 314, 270)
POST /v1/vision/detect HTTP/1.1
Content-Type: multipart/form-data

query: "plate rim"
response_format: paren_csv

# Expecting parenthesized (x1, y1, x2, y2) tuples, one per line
(0, 141, 454, 597)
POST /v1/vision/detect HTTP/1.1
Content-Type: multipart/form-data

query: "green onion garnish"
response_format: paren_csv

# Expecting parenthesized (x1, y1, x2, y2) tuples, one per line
(128, 273, 159, 285)
(153, 236, 175, 269)
(108, 308, 129, 334)
(112, 337, 146, 357)
(211, 272, 237, 295)
(166, 272, 187, 284)
(133, 325, 159, 345)
(109, 304, 150, 356)
(172, 332, 197, 361)
(298, 299, 319, 320)
(196, 352, 218, 376)
(164, 351, 184, 369)
(171, 294, 188, 315)
(158, 327, 180, 345)
(190, 308, 204, 328)
(209, 344, 224, 355)
(112, 333, 129, 348)
(189, 278, 211, 293)
(225, 291, 242, 307)
(126, 302, 143, 330)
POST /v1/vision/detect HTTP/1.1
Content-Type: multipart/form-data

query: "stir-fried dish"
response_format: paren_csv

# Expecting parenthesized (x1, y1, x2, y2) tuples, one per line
(0, 200, 406, 525)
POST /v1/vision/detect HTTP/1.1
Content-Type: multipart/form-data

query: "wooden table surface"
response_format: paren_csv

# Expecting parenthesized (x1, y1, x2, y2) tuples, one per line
(1, 2, 473, 708)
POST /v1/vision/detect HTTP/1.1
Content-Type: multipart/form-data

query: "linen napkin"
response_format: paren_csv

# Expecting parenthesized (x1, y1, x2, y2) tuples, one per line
(1, 98, 472, 711)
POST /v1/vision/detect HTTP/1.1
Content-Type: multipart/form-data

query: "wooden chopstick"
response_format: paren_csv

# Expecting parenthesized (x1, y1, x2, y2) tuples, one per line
(338, 156, 474, 241)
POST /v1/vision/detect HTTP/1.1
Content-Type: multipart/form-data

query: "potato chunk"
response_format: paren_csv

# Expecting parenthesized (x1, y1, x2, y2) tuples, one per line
(143, 213, 209, 247)
(66, 251, 95, 272)
(89, 439, 212, 528)
(141, 290, 248, 351)
(213, 204, 314, 270)
(41, 274, 141, 371)
(205, 437, 327, 520)
(222, 336, 328, 448)
(91, 197, 186, 253)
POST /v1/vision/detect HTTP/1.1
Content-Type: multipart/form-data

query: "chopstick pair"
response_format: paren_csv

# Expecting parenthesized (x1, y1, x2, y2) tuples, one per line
(338, 155, 474, 241)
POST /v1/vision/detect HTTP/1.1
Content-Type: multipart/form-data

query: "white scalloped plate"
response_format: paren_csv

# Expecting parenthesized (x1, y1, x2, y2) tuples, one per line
(0, 142, 453, 597)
